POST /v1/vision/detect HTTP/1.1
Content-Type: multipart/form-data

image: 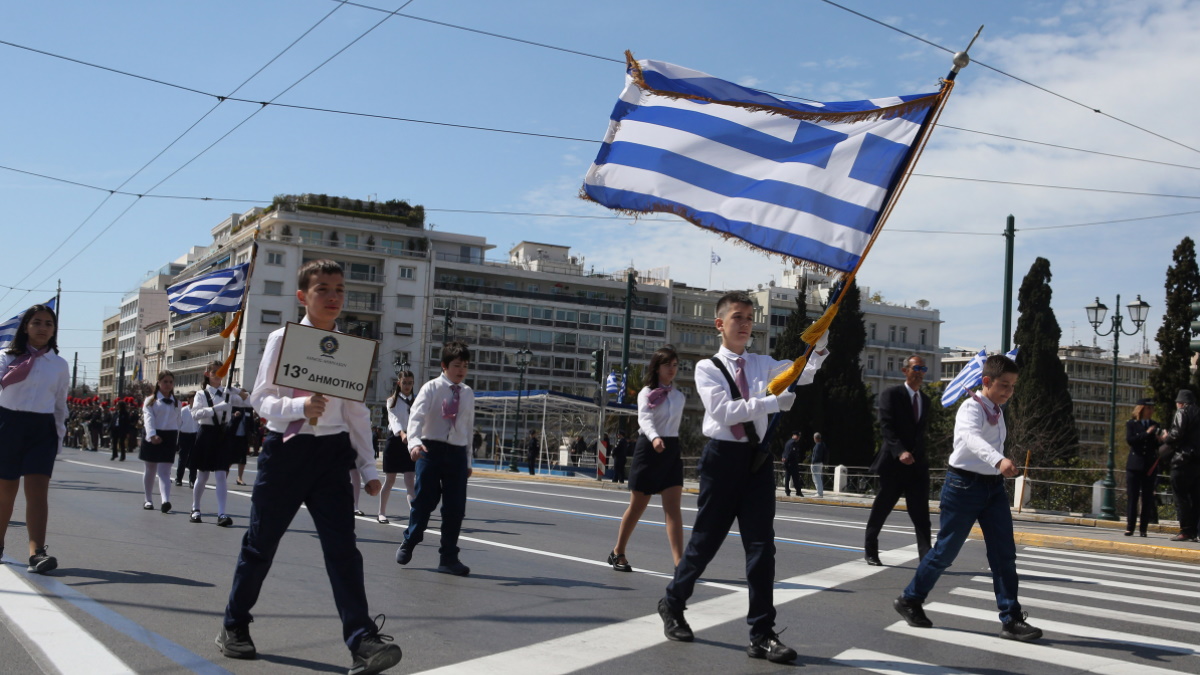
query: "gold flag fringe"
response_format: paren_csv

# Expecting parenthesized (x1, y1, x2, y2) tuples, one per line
(624, 51, 940, 125)
(220, 310, 242, 339)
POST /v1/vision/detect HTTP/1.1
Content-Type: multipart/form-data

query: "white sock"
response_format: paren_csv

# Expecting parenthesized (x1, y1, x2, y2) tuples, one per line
(192, 471, 210, 512)
(215, 470, 228, 516)
(142, 463, 156, 503)
(156, 463, 173, 503)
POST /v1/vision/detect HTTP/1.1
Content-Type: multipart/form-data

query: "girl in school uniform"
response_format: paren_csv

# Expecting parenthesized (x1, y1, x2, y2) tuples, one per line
(188, 361, 241, 527)
(378, 371, 416, 524)
(140, 370, 181, 513)
(0, 304, 69, 573)
(609, 346, 686, 573)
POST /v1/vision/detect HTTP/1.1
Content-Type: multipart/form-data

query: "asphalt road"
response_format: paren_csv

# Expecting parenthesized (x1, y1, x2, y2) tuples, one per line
(1, 450, 1197, 674)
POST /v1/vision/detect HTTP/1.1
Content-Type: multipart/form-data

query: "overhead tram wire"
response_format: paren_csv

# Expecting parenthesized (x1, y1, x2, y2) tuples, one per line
(4, 38, 1195, 168)
(813, 0, 1200, 155)
(1, 1, 414, 317)
(0, 2, 351, 314)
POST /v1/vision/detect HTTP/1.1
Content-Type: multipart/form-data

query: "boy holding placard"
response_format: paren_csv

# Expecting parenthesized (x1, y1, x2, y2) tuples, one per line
(217, 260, 401, 675)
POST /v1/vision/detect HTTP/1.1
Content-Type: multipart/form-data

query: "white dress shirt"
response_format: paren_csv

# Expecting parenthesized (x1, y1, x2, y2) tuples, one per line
(949, 393, 1007, 474)
(695, 346, 827, 442)
(387, 395, 413, 437)
(250, 317, 378, 483)
(0, 350, 70, 444)
(143, 391, 182, 440)
(408, 374, 474, 457)
(191, 385, 243, 427)
(637, 386, 685, 440)
(179, 405, 199, 434)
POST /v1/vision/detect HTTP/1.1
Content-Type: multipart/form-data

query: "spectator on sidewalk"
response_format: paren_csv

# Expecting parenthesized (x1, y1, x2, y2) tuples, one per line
(1159, 389, 1200, 542)
(811, 432, 827, 498)
(1124, 398, 1160, 537)
(781, 432, 803, 497)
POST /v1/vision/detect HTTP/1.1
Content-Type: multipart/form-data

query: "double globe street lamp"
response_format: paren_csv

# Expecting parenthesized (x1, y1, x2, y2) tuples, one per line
(1085, 294, 1151, 521)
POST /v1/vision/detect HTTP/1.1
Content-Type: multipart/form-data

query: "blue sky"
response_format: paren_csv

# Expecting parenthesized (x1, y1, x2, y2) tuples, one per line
(3, 0, 1197, 383)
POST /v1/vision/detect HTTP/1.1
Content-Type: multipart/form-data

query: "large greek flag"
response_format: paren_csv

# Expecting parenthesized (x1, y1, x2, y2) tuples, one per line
(583, 57, 940, 272)
(167, 264, 249, 314)
(0, 297, 57, 348)
(941, 346, 1019, 407)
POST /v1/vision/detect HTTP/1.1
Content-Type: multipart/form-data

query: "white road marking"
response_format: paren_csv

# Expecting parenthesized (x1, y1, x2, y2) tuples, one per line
(1018, 551, 1199, 578)
(830, 648, 979, 674)
(950, 587, 1200, 634)
(925, 602, 1200, 656)
(973, 577, 1200, 615)
(1018, 559, 1197, 588)
(1021, 546, 1200, 571)
(411, 546, 921, 674)
(885, 621, 1188, 675)
(0, 562, 134, 674)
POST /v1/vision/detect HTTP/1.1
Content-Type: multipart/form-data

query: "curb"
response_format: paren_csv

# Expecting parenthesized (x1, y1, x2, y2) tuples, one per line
(969, 527, 1200, 564)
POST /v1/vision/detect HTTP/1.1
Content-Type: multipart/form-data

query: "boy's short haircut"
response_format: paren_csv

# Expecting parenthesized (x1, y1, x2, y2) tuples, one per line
(715, 291, 754, 318)
(297, 259, 344, 292)
(982, 354, 1019, 380)
(441, 340, 471, 367)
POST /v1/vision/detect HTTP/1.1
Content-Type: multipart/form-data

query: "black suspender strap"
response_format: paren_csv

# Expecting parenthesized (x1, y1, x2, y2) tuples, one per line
(708, 357, 761, 447)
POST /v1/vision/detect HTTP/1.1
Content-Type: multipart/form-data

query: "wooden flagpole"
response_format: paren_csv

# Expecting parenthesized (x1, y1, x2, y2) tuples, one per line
(221, 227, 261, 391)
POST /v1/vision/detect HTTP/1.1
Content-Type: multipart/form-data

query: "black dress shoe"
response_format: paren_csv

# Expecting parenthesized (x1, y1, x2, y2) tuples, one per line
(607, 550, 632, 572)
(893, 595, 933, 628)
(747, 630, 798, 663)
(999, 612, 1043, 641)
(395, 543, 413, 565)
(437, 559, 470, 576)
(865, 554, 883, 566)
(657, 598, 694, 642)
(1139, 531, 1148, 537)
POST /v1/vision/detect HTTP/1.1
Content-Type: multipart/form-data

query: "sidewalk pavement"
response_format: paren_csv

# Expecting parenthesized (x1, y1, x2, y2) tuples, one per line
(473, 468, 1200, 564)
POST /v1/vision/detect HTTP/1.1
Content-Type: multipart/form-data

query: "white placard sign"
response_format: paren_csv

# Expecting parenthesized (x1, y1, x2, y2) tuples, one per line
(273, 322, 379, 402)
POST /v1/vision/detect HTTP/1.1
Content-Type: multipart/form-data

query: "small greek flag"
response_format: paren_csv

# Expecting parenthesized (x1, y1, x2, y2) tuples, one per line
(0, 297, 57, 348)
(941, 346, 1020, 407)
(583, 56, 940, 273)
(605, 370, 622, 395)
(167, 264, 248, 315)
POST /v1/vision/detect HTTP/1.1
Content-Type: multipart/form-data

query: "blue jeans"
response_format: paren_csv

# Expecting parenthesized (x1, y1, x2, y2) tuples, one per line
(903, 468, 1022, 624)
(403, 440, 469, 559)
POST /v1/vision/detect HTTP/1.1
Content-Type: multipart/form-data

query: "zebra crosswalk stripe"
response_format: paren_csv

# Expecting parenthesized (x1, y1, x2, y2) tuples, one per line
(830, 648, 977, 674)
(972, 577, 1200, 615)
(1019, 559, 1197, 587)
(950, 587, 1200, 634)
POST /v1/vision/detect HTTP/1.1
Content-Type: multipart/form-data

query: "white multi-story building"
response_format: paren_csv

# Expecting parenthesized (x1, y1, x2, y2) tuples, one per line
(114, 263, 182, 391)
(98, 312, 120, 398)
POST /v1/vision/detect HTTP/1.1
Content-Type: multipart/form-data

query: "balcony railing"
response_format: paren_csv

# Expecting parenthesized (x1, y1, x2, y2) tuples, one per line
(170, 325, 224, 349)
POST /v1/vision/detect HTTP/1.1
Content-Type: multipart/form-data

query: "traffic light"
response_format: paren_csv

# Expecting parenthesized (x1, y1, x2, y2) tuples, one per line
(1190, 301, 1200, 353)
(590, 349, 603, 383)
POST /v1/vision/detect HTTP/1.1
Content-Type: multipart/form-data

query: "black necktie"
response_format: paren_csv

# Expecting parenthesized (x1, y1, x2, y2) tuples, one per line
(162, 397, 174, 405)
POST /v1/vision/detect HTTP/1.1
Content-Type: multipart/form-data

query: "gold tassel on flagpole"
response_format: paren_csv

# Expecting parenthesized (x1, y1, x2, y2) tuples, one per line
(220, 310, 242, 339)
(215, 347, 237, 379)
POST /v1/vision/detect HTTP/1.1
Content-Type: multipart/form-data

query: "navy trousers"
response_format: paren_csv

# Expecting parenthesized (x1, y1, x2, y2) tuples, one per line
(864, 466, 932, 558)
(223, 431, 374, 650)
(403, 440, 469, 559)
(665, 439, 777, 639)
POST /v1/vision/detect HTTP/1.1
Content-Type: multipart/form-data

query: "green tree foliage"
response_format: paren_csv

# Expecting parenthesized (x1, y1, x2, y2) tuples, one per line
(923, 383, 958, 469)
(770, 284, 817, 458)
(814, 281, 876, 467)
(1148, 236, 1200, 423)
(1008, 257, 1080, 467)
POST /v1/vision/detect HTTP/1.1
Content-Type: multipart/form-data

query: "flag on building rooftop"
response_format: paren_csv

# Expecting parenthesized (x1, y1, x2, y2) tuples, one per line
(941, 346, 1020, 408)
(0, 297, 57, 349)
(167, 264, 249, 315)
(582, 54, 943, 273)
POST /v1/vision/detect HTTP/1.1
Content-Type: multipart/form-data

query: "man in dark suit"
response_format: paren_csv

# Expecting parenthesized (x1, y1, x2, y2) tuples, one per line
(864, 354, 932, 565)
(781, 432, 803, 497)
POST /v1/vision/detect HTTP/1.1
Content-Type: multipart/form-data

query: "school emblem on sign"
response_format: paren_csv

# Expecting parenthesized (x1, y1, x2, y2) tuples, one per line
(319, 335, 339, 357)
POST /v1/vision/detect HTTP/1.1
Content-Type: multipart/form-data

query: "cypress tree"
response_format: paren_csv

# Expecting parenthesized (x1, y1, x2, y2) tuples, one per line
(770, 284, 817, 458)
(1147, 236, 1200, 423)
(815, 280, 876, 467)
(1008, 257, 1080, 466)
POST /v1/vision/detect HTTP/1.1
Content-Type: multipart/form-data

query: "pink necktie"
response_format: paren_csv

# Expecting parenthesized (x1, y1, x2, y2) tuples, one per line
(1, 346, 49, 388)
(442, 384, 461, 427)
(968, 391, 1001, 426)
(731, 357, 749, 440)
(647, 385, 672, 409)
(284, 387, 312, 441)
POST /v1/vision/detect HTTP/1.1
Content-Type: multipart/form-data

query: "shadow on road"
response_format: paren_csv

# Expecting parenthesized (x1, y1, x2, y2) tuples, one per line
(56, 568, 216, 588)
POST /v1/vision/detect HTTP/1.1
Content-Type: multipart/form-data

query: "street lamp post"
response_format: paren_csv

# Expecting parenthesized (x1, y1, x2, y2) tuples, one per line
(1085, 294, 1151, 521)
(508, 348, 533, 472)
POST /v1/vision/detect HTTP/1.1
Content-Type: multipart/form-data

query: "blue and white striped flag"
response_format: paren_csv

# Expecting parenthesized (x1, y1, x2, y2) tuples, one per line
(941, 346, 1020, 407)
(583, 57, 940, 272)
(0, 297, 57, 348)
(710, 252, 721, 264)
(605, 370, 622, 395)
(167, 264, 249, 314)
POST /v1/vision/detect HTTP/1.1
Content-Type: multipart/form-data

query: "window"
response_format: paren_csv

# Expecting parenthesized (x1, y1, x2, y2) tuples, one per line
(886, 356, 895, 372)
(900, 326, 908, 343)
(394, 323, 414, 336)
(299, 228, 323, 245)
(343, 234, 359, 250)
(395, 295, 415, 309)
(266, 251, 284, 266)
(869, 323, 877, 340)
(531, 306, 553, 320)
(397, 267, 415, 280)
(263, 280, 283, 296)
(261, 310, 282, 325)
(888, 325, 896, 342)
(555, 309, 577, 322)
(919, 328, 927, 346)
(867, 355, 876, 370)
(506, 304, 529, 318)
(382, 238, 405, 256)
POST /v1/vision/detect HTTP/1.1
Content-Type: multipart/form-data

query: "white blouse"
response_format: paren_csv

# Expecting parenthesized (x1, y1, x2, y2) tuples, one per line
(637, 386, 685, 440)
(387, 395, 414, 436)
(191, 385, 243, 427)
(0, 350, 70, 443)
(143, 392, 183, 440)
(179, 405, 200, 433)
